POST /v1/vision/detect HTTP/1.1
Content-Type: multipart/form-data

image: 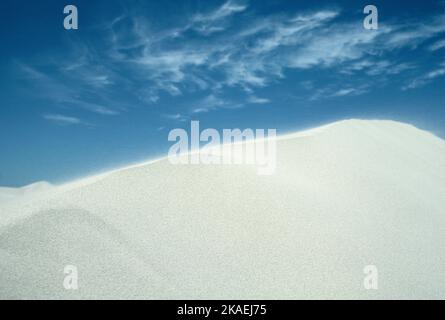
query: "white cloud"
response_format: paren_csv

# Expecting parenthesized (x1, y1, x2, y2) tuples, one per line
(136, 50, 209, 86)
(332, 87, 369, 97)
(190, 0, 247, 35)
(43, 114, 85, 126)
(403, 66, 445, 90)
(21, 3, 445, 118)
(248, 96, 270, 104)
(252, 10, 339, 54)
(192, 94, 243, 113)
(67, 100, 120, 116)
(386, 14, 445, 49)
(16, 54, 123, 119)
(343, 60, 415, 76)
(287, 24, 382, 69)
(429, 39, 445, 51)
(103, 4, 445, 107)
(162, 113, 188, 122)
(17, 62, 46, 79)
(194, 0, 247, 22)
(310, 85, 369, 101)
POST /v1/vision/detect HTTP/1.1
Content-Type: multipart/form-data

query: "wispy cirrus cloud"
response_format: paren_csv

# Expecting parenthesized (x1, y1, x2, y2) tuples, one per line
(15, 49, 124, 118)
(192, 94, 243, 114)
(106, 7, 344, 99)
(17, 1, 445, 120)
(310, 85, 369, 101)
(247, 95, 270, 104)
(162, 113, 188, 122)
(403, 62, 445, 90)
(429, 39, 445, 51)
(342, 60, 415, 76)
(106, 3, 445, 106)
(189, 0, 247, 35)
(385, 14, 445, 49)
(43, 114, 86, 126)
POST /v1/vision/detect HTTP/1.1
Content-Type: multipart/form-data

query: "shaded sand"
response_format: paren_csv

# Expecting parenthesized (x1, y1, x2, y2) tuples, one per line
(0, 120, 444, 299)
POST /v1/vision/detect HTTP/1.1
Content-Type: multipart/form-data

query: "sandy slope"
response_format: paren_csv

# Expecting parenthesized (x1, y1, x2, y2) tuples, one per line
(0, 182, 53, 205)
(0, 119, 444, 299)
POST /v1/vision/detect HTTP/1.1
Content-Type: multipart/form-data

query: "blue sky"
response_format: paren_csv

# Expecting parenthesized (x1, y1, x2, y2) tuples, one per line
(0, 0, 445, 186)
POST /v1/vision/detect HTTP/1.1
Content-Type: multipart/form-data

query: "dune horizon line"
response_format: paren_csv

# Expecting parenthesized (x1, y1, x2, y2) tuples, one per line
(1, 118, 441, 190)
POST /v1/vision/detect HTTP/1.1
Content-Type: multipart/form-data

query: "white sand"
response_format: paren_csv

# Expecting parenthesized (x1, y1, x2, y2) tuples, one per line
(0, 182, 53, 205)
(0, 119, 444, 299)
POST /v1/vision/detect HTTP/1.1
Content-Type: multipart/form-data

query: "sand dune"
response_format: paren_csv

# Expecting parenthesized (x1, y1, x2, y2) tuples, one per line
(0, 119, 444, 299)
(0, 182, 53, 205)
